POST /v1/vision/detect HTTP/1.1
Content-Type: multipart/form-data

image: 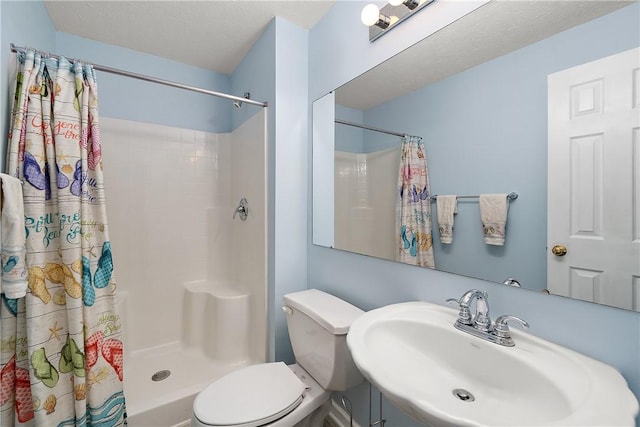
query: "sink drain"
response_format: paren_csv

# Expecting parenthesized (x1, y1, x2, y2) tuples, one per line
(151, 370, 171, 382)
(452, 388, 475, 402)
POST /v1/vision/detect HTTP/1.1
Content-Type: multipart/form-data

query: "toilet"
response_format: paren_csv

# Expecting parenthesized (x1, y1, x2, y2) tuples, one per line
(192, 289, 365, 427)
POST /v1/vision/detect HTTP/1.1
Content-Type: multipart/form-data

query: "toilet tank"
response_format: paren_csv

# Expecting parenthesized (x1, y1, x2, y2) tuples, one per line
(283, 289, 364, 391)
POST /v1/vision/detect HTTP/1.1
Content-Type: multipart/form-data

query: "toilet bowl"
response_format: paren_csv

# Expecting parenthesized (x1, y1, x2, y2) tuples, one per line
(192, 363, 330, 427)
(192, 289, 364, 427)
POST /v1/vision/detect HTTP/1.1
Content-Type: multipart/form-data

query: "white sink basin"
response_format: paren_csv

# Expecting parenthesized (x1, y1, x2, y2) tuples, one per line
(346, 301, 639, 426)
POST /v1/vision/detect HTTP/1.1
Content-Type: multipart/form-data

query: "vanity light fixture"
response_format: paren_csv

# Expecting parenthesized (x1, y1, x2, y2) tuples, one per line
(360, 4, 391, 29)
(362, 0, 435, 42)
(388, 0, 420, 10)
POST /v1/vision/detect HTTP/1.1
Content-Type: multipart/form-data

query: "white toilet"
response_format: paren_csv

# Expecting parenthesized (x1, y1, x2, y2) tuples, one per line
(192, 289, 365, 427)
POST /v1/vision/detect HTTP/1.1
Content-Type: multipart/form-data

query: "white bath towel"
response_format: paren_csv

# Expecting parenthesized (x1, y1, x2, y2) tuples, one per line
(436, 195, 457, 244)
(0, 173, 28, 298)
(479, 194, 509, 246)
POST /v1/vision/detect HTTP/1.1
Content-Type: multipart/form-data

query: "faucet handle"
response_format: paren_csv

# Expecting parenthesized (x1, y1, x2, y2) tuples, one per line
(446, 298, 472, 325)
(493, 315, 529, 338)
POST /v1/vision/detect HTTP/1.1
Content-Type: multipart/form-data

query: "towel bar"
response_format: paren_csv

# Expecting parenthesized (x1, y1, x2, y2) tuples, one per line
(430, 192, 518, 202)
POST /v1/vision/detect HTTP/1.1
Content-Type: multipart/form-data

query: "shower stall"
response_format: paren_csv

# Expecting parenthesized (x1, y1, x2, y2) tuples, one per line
(101, 109, 268, 426)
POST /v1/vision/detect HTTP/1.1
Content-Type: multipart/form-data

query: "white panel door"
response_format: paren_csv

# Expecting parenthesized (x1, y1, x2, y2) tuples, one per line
(548, 47, 640, 310)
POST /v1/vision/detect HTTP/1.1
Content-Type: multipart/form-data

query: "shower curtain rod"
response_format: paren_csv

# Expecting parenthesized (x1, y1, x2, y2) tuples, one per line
(335, 119, 414, 139)
(10, 43, 268, 108)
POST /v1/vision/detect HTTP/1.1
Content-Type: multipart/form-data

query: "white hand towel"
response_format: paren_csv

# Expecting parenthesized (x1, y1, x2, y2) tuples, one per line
(479, 194, 509, 246)
(436, 195, 457, 244)
(0, 173, 28, 298)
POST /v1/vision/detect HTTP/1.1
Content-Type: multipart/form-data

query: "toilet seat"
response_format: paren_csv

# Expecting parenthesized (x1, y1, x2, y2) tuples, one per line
(193, 362, 306, 427)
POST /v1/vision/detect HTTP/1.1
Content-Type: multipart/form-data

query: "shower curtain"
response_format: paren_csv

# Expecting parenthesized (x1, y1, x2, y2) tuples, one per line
(396, 135, 435, 268)
(0, 50, 126, 426)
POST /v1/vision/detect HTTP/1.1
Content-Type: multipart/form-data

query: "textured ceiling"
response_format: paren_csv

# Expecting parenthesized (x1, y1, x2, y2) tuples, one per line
(43, 0, 335, 75)
(336, 1, 633, 110)
(43, 0, 633, 107)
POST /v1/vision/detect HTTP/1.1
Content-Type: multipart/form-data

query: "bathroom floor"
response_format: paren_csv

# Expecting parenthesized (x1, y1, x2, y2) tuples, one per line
(124, 341, 249, 426)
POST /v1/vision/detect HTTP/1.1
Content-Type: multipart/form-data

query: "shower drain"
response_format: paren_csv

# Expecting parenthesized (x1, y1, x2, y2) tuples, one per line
(151, 370, 171, 382)
(452, 388, 475, 402)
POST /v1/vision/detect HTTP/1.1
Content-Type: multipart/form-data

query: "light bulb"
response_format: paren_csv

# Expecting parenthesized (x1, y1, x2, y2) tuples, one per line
(361, 4, 381, 26)
(389, 0, 404, 5)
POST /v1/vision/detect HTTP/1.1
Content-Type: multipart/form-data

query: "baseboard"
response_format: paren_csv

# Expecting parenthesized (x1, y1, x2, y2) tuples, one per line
(325, 397, 363, 427)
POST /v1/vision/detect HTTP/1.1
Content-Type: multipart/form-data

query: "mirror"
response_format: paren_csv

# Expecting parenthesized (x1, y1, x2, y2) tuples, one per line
(312, 1, 640, 311)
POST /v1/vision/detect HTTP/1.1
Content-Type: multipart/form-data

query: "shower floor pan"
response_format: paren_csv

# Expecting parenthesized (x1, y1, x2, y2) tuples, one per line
(124, 341, 249, 426)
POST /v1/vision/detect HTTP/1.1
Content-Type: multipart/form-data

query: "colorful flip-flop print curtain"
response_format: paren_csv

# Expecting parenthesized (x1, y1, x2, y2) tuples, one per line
(396, 135, 435, 268)
(0, 49, 126, 426)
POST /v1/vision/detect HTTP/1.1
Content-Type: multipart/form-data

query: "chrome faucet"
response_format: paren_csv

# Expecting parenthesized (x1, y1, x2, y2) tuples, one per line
(233, 198, 248, 221)
(447, 290, 528, 347)
(446, 289, 490, 330)
(464, 289, 491, 331)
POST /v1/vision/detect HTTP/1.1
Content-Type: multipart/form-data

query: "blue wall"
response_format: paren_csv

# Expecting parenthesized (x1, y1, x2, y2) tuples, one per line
(1, 2, 233, 158)
(1, 0, 56, 166)
(231, 17, 310, 363)
(308, 2, 640, 426)
(360, 5, 640, 291)
(272, 18, 310, 363)
(55, 33, 232, 133)
(231, 21, 275, 133)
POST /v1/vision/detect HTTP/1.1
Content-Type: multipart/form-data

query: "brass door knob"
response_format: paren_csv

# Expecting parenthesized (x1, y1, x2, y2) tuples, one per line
(551, 245, 567, 256)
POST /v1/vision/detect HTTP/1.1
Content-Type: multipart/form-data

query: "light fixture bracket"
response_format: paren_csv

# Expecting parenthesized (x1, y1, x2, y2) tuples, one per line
(403, 0, 420, 10)
(369, 0, 435, 42)
(375, 14, 391, 30)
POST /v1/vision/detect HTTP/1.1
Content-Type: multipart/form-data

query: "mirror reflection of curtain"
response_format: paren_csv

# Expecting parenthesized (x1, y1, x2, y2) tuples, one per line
(396, 136, 435, 268)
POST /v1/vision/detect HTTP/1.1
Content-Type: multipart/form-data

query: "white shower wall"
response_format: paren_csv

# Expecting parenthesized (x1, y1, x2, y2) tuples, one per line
(334, 148, 399, 261)
(227, 112, 268, 362)
(100, 114, 266, 360)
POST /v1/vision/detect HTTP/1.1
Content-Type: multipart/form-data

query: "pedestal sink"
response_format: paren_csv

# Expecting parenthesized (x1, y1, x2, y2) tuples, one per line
(346, 301, 639, 426)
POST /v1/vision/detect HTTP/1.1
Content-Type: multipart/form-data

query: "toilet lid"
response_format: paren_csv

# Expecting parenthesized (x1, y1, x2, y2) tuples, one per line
(194, 362, 306, 427)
